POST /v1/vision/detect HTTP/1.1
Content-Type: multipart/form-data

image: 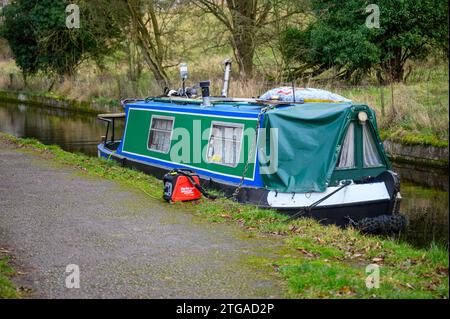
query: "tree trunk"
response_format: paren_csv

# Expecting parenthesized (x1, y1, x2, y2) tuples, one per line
(389, 64, 404, 82)
(126, 0, 170, 92)
(379, 86, 385, 117)
(8, 73, 13, 89)
(47, 77, 56, 92)
(22, 72, 28, 88)
(194, 0, 271, 79)
(227, 0, 258, 79)
(384, 47, 405, 82)
(231, 32, 255, 79)
(390, 81, 397, 120)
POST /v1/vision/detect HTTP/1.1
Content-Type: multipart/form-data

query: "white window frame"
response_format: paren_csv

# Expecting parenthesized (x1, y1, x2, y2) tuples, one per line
(206, 121, 245, 168)
(147, 115, 175, 154)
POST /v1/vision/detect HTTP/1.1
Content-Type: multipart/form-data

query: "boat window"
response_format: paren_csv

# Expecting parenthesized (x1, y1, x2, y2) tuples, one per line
(362, 123, 383, 167)
(336, 122, 355, 169)
(147, 116, 174, 153)
(207, 122, 244, 167)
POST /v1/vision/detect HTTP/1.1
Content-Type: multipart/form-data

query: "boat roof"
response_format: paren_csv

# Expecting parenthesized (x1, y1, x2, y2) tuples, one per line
(125, 97, 355, 118)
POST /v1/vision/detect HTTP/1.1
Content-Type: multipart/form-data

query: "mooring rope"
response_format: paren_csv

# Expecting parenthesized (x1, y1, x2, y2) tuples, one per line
(285, 180, 353, 223)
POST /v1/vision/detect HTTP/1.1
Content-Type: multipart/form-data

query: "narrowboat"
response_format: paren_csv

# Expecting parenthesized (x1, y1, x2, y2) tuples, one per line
(97, 68, 401, 226)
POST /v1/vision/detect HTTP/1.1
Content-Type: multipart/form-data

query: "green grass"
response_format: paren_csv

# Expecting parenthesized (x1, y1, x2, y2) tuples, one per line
(0, 256, 18, 299)
(1, 133, 448, 299)
(380, 130, 448, 148)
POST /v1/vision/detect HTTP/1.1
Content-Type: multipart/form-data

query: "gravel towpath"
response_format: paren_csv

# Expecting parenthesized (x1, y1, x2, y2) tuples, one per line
(0, 140, 282, 298)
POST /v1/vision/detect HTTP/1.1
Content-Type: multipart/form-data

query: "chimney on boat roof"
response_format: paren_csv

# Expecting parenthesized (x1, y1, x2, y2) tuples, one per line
(221, 58, 232, 98)
(199, 81, 212, 107)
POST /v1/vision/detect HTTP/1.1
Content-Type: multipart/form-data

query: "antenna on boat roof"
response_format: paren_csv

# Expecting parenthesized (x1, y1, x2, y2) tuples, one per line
(221, 58, 232, 98)
(179, 62, 188, 96)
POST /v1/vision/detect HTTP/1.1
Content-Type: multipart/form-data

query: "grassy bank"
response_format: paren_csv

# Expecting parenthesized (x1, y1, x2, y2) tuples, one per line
(1, 132, 448, 299)
(0, 253, 18, 299)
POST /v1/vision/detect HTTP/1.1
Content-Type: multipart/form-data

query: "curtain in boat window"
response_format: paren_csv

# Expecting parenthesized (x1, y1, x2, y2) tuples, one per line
(148, 116, 174, 153)
(363, 123, 383, 167)
(336, 122, 355, 169)
(207, 123, 244, 167)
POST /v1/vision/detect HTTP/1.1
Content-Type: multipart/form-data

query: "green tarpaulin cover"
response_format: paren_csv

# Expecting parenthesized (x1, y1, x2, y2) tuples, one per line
(260, 103, 376, 193)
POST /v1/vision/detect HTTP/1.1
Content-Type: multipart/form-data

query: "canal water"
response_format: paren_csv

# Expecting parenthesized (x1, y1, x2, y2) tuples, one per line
(0, 101, 448, 249)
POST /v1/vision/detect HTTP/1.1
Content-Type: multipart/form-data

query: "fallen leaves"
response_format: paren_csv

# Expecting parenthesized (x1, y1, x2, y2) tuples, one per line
(372, 257, 384, 263)
(424, 278, 442, 291)
(17, 286, 33, 295)
(403, 258, 419, 267)
(0, 248, 11, 254)
(335, 286, 356, 297)
(315, 237, 325, 244)
(268, 230, 286, 236)
(296, 248, 320, 258)
(402, 282, 415, 290)
(76, 164, 87, 172)
(436, 267, 449, 276)
(288, 225, 304, 234)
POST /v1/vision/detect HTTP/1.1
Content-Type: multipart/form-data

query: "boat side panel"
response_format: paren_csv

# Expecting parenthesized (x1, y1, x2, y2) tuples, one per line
(117, 106, 264, 187)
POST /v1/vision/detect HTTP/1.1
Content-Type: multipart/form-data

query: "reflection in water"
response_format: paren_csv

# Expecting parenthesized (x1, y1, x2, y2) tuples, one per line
(393, 162, 449, 191)
(0, 102, 448, 249)
(400, 183, 449, 248)
(0, 102, 124, 156)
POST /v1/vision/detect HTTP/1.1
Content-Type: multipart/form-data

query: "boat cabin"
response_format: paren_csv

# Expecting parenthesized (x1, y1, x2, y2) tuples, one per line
(99, 97, 390, 193)
(97, 74, 400, 225)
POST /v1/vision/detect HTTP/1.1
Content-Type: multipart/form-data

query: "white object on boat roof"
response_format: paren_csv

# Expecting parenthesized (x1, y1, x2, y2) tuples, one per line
(259, 87, 352, 103)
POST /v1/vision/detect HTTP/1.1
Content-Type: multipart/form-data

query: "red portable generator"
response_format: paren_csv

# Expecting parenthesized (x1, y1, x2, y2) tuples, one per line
(163, 169, 202, 202)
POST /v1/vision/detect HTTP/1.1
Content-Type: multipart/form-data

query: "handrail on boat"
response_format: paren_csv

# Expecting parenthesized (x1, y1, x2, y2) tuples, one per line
(97, 113, 125, 148)
(97, 113, 126, 119)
